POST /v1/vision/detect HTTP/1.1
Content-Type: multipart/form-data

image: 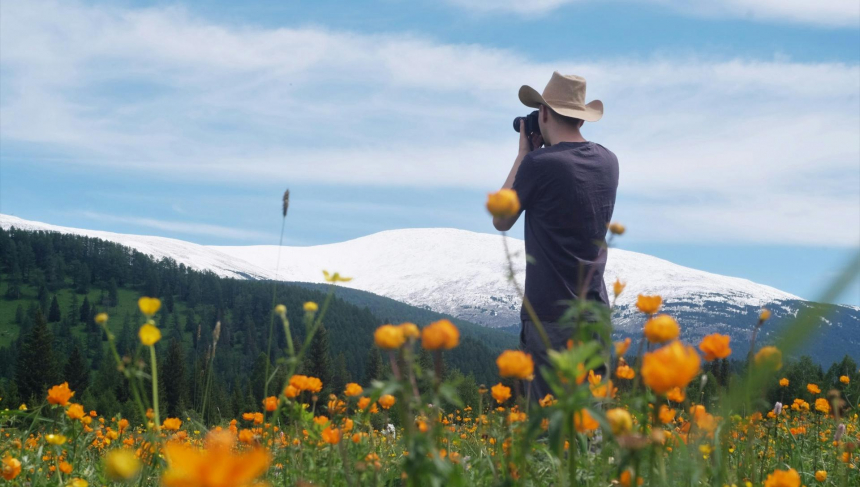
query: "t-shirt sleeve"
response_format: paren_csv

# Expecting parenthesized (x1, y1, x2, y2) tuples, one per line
(512, 155, 540, 211)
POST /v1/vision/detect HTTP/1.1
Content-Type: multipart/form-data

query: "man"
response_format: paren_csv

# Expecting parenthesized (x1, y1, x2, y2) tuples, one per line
(493, 72, 619, 401)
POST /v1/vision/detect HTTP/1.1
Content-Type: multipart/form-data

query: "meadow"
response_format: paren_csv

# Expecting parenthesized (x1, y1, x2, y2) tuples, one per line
(1, 189, 858, 487)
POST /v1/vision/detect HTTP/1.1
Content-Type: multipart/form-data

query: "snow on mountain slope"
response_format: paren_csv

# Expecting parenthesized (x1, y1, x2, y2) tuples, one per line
(210, 228, 800, 327)
(0, 214, 799, 329)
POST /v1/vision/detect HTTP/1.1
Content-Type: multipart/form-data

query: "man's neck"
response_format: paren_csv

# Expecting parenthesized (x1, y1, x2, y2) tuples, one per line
(547, 130, 586, 145)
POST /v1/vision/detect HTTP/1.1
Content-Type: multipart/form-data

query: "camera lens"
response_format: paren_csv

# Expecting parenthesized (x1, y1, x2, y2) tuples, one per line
(513, 117, 524, 133)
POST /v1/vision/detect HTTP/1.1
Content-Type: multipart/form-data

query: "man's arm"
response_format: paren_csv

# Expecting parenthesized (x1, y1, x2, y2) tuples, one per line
(493, 121, 542, 231)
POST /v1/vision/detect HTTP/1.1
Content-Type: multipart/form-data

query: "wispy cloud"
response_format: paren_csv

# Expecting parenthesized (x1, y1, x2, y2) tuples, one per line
(78, 211, 274, 241)
(445, 0, 860, 28)
(1, 1, 858, 246)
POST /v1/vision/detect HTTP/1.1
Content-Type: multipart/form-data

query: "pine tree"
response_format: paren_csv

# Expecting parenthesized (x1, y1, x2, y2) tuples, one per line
(79, 297, 91, 323)
(107, 279, 119, 307)
(16, 310, 58, 402)
(14, 304, 23, 325)
(364, 347, 384, 386)
(48, 295, 61, 322)
(332, 352, 350, 395)
(163, 338, 188, 417)
(304, 325, 333, 397)
(64, 343, 90, 395)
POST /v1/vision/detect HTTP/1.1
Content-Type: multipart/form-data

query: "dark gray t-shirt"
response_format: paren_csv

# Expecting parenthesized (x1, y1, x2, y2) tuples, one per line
(512, 141, 619, 322)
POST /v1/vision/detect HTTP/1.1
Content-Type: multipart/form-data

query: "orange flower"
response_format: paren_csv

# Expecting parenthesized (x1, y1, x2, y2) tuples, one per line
(344, 383, 363, 397)
(486, 189, 521, 218)
(658, 405, 676, 424)
(608, 222, 626, 236)
(313, 415, 330, 427)
(839, 375, 850, 384)
(104, 449, 141, 481)
(60, 461, 73, 474)
(615, 364, 635, 380)
(496, 350, 534, 380)
(614, 338, 631, 356)
(754, 346, 783, 371)
(641, 341, 701, 394)
(698, 333, 731, 361)
(763, 468, 800, 487)
(667, 387, 686, 403)
(573, 409, 599, 432)
(357, 397, 371, 411)
(374, 324, 406, 350)
(807, 383, 821, 395)
(321, 426, 342, 445)
(814, 398, 830, 414)
(47, 382, 75, 406)
(421, 319, 460, 350)
(759, 308, 772, 322)
(262, 396, 278, 412)
(238, 429, 255, 445)
(636, 294, 662, 314)
(491, 383, 511, 404)
(162, 430, 270, 487)
(284, 385, 300, 398)
(815, 471, 827, 482)
(643, 314, 679, 343)
(779, 377, 789, 387)
(66, 403, 85, 420)
(162, 418, 182, 431)
(613, 279, 626, 296)
(2, 456, 21, 480)
(378, 395, 396, 410)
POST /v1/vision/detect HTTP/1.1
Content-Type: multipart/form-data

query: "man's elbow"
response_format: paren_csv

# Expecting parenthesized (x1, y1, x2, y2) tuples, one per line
(493, 216, 515, 232)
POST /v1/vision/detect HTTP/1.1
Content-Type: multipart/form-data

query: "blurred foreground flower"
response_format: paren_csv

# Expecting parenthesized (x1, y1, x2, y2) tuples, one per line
(162, 431, 270, 487)
(138, 296, 162, 316)
(496, 350, 534, 380)
(641, 341, 700, 394)
(421, 319, 460, 350)
(636, 294, 662, 315)
(698, 333, 732, 361)
(755, 346, 783, 371)
(486, 189, 520, 218)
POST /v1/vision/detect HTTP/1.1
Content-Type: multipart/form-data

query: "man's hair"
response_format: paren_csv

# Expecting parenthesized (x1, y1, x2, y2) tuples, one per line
(548, 108, 584, 129)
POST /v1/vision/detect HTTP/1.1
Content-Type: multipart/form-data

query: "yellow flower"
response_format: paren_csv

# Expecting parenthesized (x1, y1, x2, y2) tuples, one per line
(323, 270, 352, 283)
(398, 322, 420, 340)
(66, 403, 85, 420)
(94, 312, 109, 324)
(573, 409, 599, 432)
(47, 382, 75, 406)
(162, 431, 270, 487)
(643, 314, 679, 343)
(839, 375, 850, 384)
(67, 479, 89, 487)
(763, 468, 800, 487)
(162, 417, 182, 431)
(138, 324, 162, 346)
(606, 408, 633, 435)
(421, 319, 460, 350)
(374, 324, 406, 350)
(105, 449, 141, 481)
(344, 383, 363, 397)
(754, 346, 783, 371)
(613, 279, 626, 297)
(491, 383, 511, 404)
(45, 433, 67, 445)
(779, 377, 789, 387)
(321, 426, 342, 445)
(608, 222, 625, 236)
(641, 341, 701, 394)
(378, 394, 396, 410)
(759, 308, 772, 322)
(636, 294, 662, 315)
(486, 189, 521, 218)
(807, 383, 821, 395)
(815, 470, 827, 482)
(303, 301, 318, 313)
(2, 456, 22, 481)
(698, 333, 732, 361)
(137, 296, 161, 316)
(274, 304, 287, 315)
(496, 350, 534, 380)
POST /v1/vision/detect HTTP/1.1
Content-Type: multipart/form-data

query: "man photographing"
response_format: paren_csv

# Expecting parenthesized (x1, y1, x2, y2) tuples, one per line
(493, 72, 619, 401)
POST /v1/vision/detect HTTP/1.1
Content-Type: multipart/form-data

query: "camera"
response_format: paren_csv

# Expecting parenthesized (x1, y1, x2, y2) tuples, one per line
(513, 110, 540, 135)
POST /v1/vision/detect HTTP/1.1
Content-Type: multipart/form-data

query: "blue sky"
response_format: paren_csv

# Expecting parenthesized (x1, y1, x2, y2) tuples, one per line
(1, 0, 858, 305)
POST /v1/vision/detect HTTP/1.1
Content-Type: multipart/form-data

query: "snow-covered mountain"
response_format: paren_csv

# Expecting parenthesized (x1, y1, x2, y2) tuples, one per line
(2, 214, 858, 361)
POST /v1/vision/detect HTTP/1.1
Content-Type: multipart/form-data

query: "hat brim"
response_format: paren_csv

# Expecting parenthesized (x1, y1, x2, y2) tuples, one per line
(518, 85, 603, 122)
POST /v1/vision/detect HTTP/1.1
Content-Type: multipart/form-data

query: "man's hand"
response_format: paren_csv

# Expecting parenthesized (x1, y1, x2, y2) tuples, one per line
(518, 120, 545, 154)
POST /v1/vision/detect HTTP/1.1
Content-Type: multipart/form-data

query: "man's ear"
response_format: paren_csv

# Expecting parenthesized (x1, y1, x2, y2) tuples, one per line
(540, 105, 550, 123)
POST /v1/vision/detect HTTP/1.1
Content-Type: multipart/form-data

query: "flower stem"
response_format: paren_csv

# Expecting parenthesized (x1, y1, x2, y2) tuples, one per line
(149, 345, 161, 431)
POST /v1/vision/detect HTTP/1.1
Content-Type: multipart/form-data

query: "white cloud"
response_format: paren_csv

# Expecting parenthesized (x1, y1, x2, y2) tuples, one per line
(1, 0, 858, 246)
(78, 211, 274, 240)
(446, 0, 860, 28)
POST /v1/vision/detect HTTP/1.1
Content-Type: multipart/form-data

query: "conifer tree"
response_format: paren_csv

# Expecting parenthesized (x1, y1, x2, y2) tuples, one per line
(15, 310, 58, 402)
(163, 338, 188, 417)
(332, 352, 350, 396)
(64, 342, 90, 395)
(364, 347, 384, 386)
(79, 297, 91, 323)
(304, 325, 333, 397)
(48, 295, 61, 323)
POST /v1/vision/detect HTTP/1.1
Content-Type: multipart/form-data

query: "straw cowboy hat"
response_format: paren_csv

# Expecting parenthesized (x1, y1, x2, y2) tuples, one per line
(519, 72, 603, 122)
